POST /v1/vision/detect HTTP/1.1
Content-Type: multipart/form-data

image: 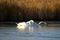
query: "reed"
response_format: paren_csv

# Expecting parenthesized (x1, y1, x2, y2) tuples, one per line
(0, 0, 60, 21)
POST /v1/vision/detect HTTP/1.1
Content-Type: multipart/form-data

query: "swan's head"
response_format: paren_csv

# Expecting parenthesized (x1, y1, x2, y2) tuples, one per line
(29, 20, 34, 23)
(26, 20, 34, 25)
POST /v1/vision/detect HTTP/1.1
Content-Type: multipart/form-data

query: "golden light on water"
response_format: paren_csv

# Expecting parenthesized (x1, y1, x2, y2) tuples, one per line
(17, 26, 26, 31)
(29, 27, 34, 32)
(16, 25, 43, 32)
(16, 25, 34, 32)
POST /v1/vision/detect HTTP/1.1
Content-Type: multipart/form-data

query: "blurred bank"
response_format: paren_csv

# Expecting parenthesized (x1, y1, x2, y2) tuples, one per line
(0, 0, 60, 21)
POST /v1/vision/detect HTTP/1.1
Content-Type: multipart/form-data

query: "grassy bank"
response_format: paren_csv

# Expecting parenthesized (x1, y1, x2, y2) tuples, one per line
(0, 0, 60, 21)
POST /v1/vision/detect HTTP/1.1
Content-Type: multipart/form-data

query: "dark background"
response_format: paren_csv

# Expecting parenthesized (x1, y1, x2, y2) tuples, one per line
(0, 0, 60, 22)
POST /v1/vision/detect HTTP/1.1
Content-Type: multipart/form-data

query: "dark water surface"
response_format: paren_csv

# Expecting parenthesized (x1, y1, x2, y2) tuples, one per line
(0, 22, 60, 40)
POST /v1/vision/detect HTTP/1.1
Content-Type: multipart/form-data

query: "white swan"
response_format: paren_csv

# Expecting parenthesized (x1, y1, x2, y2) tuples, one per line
(16, 20, 34, 29)
(16, 20, 47, 30)
(16, 20, 38, 29)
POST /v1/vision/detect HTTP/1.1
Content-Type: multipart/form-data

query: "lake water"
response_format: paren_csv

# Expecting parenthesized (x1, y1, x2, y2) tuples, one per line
(0, 22, 60, 40)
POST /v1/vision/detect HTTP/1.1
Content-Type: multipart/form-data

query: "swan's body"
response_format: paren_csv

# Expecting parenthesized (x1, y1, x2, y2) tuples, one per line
(16, 22, 27, 29)
(16, 20, 38, 29)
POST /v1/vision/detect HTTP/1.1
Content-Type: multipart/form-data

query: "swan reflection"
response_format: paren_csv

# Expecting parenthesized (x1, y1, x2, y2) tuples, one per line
(17, 26, 44, 32)
(28, 27, 34, 32)
(17, 26, 25, 31)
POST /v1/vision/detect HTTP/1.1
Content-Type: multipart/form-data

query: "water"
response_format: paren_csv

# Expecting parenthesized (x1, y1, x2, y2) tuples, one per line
(0, 23, 60, 40)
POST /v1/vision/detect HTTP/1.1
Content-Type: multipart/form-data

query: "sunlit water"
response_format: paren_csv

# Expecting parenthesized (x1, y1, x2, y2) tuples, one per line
(0, 22, 60, 40)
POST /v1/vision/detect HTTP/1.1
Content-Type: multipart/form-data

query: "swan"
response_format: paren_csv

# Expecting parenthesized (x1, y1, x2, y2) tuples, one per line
(16, 20, 34, 29)
(16, 20, 47, 30)
(16, 20, 38, 28)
